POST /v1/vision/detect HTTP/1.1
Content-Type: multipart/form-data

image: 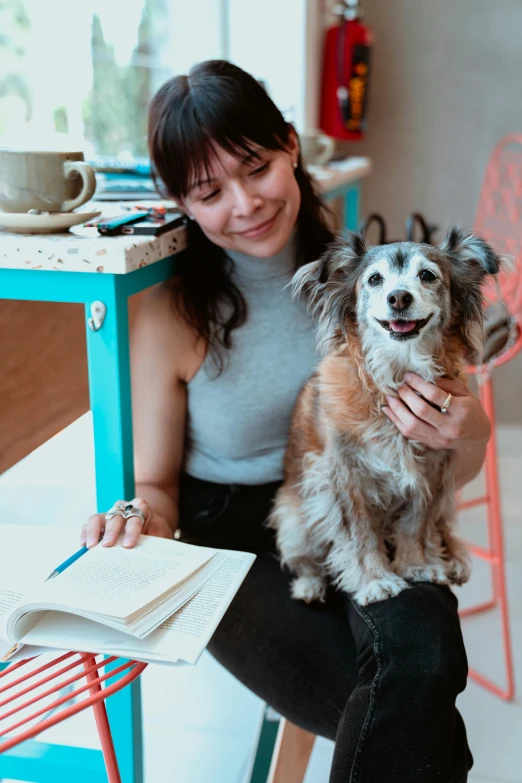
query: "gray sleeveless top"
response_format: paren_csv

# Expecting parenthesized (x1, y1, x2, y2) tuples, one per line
(183, 235, 319, 485)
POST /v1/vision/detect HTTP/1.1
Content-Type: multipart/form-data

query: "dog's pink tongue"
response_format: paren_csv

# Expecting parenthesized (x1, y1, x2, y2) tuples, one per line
(390, 320, 416, 333)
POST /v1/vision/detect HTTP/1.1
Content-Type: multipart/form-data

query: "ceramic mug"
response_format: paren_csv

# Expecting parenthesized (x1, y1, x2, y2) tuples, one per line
(0, 149, 97, 213)
(299, 131, 336, 166)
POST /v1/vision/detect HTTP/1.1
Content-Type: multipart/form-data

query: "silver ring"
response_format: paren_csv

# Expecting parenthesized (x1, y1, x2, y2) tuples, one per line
(122, 504, 146, 524)
(105, 503, 145, 524)
(105, 504, 127, 522)
(440, 393, 452, 414)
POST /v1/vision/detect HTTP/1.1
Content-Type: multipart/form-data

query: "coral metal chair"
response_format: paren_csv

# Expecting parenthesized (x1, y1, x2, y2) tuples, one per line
(456, 133, 522, 702)
(0, 652, 147, 783)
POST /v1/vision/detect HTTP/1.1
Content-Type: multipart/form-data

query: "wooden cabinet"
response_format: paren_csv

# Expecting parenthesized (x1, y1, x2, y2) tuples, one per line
(0, 293, 145, 474)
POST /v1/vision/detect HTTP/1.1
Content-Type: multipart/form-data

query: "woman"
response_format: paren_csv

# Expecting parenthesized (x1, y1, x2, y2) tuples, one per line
(82, 60, 490, 782)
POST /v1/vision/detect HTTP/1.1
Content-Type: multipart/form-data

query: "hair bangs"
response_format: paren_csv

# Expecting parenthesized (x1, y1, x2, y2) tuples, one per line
(149, 62, 290, 201)
(180, 129, 270, 201)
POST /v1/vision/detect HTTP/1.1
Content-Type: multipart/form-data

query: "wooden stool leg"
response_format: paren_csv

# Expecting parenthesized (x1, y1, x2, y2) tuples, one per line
(267, 719, 316, 783)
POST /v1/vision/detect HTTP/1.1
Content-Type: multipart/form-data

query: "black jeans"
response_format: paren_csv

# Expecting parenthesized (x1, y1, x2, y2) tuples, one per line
(178, 473, 473, 783)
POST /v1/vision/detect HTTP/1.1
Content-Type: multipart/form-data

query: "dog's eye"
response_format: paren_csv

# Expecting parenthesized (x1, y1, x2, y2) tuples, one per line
(419, 269, 436, 283)
(368, 273, 383, 287)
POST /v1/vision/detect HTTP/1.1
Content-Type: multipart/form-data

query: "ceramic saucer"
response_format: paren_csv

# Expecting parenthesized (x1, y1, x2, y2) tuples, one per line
(0, 209, 102, 234)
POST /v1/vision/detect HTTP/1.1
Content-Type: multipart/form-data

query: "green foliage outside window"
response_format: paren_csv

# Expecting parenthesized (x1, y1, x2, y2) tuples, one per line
(82, 0, 169, 157)
(0, 0, 169, 157)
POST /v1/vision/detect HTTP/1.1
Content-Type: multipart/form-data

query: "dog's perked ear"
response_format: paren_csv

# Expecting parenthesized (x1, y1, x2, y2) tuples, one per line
(440, 227, 503, 358)
(291, 231, 367, 352)
(292, 230, 367, 312)
(292, 231, 367, 354)
(440, 227, 501, 276)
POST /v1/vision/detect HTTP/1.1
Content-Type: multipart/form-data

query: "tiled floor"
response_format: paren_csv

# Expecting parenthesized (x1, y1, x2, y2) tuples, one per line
(0, 414, 520, 782)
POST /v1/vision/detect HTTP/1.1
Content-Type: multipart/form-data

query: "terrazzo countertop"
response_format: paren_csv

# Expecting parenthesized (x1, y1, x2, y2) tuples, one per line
(0, 214, 188, 274)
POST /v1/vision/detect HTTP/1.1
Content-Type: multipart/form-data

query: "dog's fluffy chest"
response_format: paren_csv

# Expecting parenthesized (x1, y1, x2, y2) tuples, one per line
(333, 408, 448, 510)
(363, 419, 419, 481)
(318, 354, 450, 502)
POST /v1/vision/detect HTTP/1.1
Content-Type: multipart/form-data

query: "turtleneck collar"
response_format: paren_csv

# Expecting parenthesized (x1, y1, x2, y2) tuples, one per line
(225, 230, 297, 284)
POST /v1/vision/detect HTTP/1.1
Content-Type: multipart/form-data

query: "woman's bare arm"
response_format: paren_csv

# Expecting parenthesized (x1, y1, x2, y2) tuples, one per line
(131, 281, 203, 533)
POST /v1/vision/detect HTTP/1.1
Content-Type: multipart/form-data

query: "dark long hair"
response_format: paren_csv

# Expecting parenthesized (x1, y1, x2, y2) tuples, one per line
(148, 59, 334, 372)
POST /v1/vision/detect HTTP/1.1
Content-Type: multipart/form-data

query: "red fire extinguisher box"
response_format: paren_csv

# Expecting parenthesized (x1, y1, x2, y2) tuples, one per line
(319, 8, 373, 141)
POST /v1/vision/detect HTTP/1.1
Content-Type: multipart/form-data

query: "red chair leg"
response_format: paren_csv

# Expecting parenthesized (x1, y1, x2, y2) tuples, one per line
(459, 376, 515, 701)
(482, 377, 501, 605)
(83, 657, 122, 783)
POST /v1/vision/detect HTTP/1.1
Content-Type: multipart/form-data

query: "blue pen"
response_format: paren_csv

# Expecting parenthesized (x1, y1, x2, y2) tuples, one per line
(46, 540, 99, 581)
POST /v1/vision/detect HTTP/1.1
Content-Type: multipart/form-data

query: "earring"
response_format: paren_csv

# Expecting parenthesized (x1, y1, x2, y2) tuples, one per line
(292, 161, 298, 169)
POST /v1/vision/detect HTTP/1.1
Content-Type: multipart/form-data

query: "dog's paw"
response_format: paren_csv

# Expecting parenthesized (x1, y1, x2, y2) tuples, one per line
(397, 563, 449, 584)
(291, 575, 327, 603)
(353, 575, 409, 606)
(445, 557, 471, 586)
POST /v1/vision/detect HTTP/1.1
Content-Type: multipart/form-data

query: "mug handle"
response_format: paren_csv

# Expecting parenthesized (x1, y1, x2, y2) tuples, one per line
(62, 161, 97, 211)
(315, 135, 335, 166)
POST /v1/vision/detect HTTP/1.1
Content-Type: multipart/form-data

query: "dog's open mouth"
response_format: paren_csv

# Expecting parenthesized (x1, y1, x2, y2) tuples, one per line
(376, 314, 433, 340)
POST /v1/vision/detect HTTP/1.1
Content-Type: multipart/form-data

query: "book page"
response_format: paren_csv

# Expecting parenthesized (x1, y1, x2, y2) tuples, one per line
(0, 640, 50, 663)
(0, 524, 85, 646)
(156, 552, 256, 663)
(20, 550, 256, 665)
(0, 589, 26, 654)
(160, 556, 245, 636)
(23, 534, 217, 621)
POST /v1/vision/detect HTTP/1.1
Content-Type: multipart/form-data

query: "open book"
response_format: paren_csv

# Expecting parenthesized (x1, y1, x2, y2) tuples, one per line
(0, 525, 256, 666)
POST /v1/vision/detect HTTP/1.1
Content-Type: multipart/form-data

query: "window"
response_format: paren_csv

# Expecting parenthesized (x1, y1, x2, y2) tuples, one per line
(0, 0, 313, 164)
(0, 0, 225, 161)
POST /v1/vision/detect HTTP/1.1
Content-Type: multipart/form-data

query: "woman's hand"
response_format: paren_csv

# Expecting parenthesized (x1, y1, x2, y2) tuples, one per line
(80, 497, 174, 550)
(382, 373, 491, 451)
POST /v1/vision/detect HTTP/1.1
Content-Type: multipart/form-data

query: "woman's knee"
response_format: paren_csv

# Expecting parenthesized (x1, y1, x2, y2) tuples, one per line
(352, 582, 469, 694)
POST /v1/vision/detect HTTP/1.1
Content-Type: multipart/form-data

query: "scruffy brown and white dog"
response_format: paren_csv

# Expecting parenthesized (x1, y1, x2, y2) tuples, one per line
(268, 228, 501, 606)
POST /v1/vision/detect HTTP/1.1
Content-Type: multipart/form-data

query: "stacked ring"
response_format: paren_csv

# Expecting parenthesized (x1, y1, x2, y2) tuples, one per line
(105, 503, 146, 525)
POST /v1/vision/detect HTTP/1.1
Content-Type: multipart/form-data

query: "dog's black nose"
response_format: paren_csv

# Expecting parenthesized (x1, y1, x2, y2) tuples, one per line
(387, 289, 413, 311)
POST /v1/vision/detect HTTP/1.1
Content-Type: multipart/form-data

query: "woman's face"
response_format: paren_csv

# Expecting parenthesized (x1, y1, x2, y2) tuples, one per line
(180, 134, 300, 258)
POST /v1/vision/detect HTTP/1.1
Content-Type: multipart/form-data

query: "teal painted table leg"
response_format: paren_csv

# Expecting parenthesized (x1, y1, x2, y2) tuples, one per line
(84, 276, 143, 783)
(248, 707, 280, 783)
(344, 183, 360, 231)
(85, 277, 136, 508)
(322, 181, 360, 232)
(0, 742, 107, 782)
